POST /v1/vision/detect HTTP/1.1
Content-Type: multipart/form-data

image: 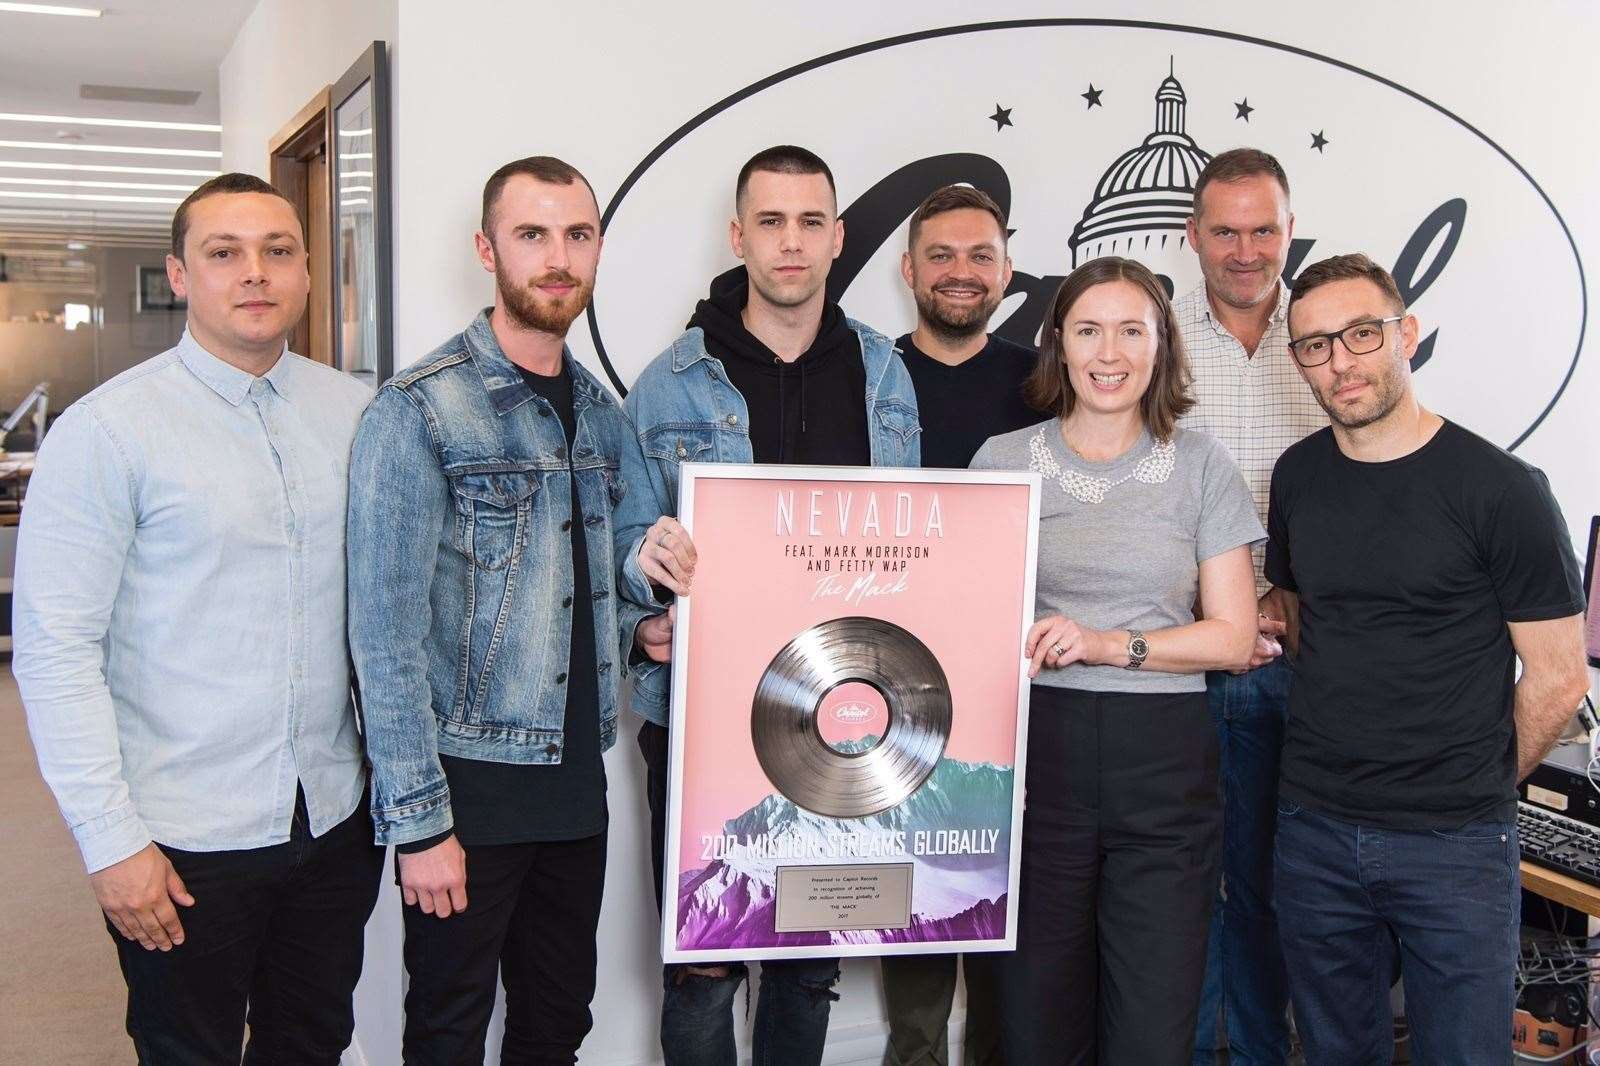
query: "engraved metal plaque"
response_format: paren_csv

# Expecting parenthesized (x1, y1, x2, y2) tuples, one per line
(773, 863, 914, 932)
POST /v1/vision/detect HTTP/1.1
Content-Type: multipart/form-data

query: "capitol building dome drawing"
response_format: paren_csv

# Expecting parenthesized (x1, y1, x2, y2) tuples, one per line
(1069, 67, 1213, 266)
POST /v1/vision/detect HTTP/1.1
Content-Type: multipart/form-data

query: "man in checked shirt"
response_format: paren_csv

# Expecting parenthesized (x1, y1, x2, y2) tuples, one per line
(1177, 148, 1327, 1066)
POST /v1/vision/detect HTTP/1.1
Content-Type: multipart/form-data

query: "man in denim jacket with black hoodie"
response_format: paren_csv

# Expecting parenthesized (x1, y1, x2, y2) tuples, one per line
(626, 146, 921, 1066)
(347, 157, 663, 1063)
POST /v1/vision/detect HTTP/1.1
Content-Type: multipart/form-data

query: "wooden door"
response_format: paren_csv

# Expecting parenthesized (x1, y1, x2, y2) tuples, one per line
(268, 89, 333, 365)
(305, 149, 330, 366)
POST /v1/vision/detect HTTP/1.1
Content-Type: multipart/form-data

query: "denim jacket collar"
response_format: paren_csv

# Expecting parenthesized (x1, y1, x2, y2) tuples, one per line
(667, 317, 897, 387)
(669, 327, 717, 373)
(464, 308, 615, 417)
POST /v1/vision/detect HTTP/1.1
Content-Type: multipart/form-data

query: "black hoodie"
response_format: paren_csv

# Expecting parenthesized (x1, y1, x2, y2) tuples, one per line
(687, 266, 871, 466)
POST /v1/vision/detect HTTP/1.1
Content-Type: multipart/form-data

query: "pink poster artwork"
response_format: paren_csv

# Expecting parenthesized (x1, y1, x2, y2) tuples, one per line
(664, 468, 1038, 961)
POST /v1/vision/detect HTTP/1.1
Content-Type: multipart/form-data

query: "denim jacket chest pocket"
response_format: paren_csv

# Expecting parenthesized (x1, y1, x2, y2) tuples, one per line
(449, 469, 540, 571)
(640, 424, 721, 501)
(872, 400, 922, 466)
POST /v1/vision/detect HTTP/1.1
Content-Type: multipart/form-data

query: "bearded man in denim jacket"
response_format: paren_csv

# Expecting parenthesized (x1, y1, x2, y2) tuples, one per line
(347, 156, 663, 1064)
(625, 145, 921, 1066)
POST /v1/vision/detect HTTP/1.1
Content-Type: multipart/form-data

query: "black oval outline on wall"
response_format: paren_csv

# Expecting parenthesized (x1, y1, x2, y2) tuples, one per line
(586, 17, 1585, 451)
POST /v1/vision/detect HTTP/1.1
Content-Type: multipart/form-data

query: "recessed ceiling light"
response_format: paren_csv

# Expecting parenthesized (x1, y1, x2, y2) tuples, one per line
(0, 139, 221, 159)
(66, 241, 87, 250)
(0, 160, 219, 177)
(0, 113, 222, 134)
(0, 3, 102, 16)
(0, 176, 199, 192)
(0, 190, 182, 205)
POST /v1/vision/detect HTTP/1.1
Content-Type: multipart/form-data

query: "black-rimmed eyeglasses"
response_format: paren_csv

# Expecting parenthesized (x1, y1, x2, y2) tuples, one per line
(1287, 316, 1403, 367)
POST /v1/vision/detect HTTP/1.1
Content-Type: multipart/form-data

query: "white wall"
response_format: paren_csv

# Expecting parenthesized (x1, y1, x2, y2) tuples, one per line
(218, 0, 399, 178)
(388, 0, 1598, 545)
(214, 1, 1600, 1063)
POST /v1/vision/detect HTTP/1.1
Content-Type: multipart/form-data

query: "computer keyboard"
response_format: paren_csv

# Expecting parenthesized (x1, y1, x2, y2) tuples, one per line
(1519, 801, 1600, 888)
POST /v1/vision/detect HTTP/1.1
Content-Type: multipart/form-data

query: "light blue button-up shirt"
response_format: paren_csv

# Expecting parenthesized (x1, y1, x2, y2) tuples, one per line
(13, 331, 374, 873)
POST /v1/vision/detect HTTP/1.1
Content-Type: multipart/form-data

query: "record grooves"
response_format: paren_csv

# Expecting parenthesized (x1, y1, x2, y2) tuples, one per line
(751, 617, 952, 818)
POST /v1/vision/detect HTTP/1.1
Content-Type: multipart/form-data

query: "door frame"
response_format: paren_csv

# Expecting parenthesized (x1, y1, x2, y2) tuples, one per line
(268, 88, 333, 365)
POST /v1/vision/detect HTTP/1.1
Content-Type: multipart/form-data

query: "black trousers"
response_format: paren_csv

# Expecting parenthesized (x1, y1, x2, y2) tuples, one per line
(109, 789, 384, 1066)
(998, 686, 1220, 1065)
(401, 832, 608, 1066)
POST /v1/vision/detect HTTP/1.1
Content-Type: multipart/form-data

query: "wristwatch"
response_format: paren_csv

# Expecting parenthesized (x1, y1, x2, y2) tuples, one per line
(1125, 630, 1149, 670)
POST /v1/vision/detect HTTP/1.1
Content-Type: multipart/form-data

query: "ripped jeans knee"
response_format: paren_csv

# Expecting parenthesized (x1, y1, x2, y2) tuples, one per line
(761, 961, 841, 1002)
(749, 959, 841, 1065)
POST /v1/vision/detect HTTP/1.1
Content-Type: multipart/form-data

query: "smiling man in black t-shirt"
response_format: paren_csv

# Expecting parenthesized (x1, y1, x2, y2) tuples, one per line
(1265, 253, 1589, 1064)
(879, 186, 1037, 1066)
(894, 185, 1038, 472)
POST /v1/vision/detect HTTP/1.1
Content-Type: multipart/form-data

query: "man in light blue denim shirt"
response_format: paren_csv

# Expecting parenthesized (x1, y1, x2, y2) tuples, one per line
(12, 174, 383, 1065)
(625, 146, 921, 1066)
(346, 156, 665, 1063)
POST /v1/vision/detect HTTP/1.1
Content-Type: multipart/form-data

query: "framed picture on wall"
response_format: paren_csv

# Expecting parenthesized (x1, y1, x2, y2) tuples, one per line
(329, 40, 393, 386)
(136, 265, 185, 313)
(1584, 516, 1599, 668)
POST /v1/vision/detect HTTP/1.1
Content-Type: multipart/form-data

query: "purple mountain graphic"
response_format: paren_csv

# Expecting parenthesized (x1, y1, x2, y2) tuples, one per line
(676, 757, 1013, 950)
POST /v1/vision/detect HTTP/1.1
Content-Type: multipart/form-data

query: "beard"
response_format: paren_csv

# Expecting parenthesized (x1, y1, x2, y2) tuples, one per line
(497, 265, 594, 336)
(1314, 338, 1409, 429)
(914, 279, 1002, 341)
(1206, 262, 1279, 312)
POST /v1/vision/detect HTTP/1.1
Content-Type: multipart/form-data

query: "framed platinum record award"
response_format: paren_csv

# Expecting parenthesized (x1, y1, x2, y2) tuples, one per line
(661, 464, 1041, 963)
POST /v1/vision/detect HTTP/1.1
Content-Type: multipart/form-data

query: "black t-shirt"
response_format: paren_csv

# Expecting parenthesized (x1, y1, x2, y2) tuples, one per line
(1265, 420, 1585, 829)
(402, 364, 606, 852)
(895, 332, 1039, 469)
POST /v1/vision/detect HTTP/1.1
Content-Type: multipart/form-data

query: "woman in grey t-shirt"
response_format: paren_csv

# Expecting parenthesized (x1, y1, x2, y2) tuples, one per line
(970, 257, 1266, 1064)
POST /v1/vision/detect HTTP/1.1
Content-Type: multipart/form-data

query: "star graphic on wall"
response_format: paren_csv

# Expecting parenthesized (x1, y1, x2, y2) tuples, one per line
(1081, 84, 1103, 109)
(989, 104, 1013, 131)
(1235, 98, 1254, 122)
(1311, 130, 1330, 153)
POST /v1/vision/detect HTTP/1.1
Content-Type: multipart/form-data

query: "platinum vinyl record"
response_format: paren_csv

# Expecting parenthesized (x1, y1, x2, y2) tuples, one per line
(750, 616, 952, 818)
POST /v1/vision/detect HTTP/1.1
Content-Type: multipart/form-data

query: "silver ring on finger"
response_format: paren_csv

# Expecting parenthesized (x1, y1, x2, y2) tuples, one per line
(1052, 642, 1066, 657)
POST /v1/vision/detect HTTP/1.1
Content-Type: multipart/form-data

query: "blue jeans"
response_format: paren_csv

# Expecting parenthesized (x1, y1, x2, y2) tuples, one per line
(1274, 802, 1519, 1065)
(1193, 659, 1291, 1065)
(641, 721, 841, 1065)
(659, 958, 842, 1066)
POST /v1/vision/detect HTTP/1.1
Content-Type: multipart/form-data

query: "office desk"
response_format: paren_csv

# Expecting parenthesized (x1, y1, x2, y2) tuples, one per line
(1523, 860, 1600, 918)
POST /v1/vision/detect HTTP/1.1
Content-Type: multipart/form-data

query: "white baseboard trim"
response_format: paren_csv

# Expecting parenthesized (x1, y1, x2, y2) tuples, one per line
(590, 1016, 964, 1066)
(341, 1013, 961, 1065)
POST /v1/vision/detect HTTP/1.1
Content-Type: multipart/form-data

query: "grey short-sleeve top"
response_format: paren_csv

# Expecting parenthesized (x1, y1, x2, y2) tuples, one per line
(971, 419, 1264, 693)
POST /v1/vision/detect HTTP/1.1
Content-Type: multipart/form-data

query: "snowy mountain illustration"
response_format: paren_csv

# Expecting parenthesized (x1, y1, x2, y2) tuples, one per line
(677, 757, 1014, 949)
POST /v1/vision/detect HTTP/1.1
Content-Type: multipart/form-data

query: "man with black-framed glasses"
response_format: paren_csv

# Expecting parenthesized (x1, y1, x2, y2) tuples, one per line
(1265, 253, 1588, 1063)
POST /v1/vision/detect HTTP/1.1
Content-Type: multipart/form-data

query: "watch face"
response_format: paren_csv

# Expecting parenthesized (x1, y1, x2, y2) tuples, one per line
(1130, 636, 1149, 657)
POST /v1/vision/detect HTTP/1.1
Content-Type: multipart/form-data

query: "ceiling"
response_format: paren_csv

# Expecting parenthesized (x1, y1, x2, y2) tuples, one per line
(0, 0, 255, 278)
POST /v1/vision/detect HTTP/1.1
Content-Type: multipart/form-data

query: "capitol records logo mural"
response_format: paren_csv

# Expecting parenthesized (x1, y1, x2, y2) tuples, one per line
(587, 20, 1584, 450)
